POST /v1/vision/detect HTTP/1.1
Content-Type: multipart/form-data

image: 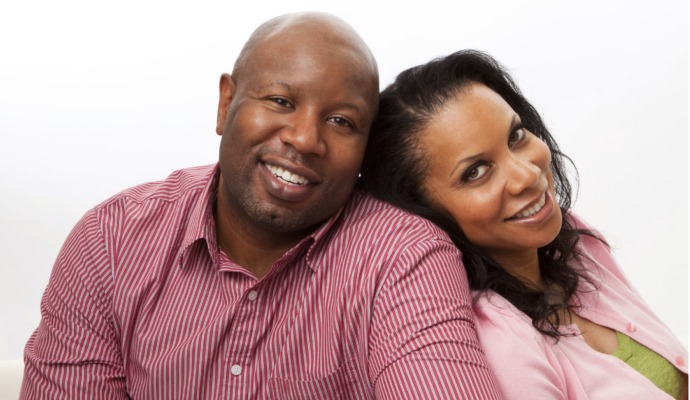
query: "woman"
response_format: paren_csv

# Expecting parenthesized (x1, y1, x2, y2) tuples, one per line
(361, 50, 687, 399)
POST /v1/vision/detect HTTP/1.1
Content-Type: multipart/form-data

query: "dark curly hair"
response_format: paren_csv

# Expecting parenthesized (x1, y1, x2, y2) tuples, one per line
(361, 50, 602, 339)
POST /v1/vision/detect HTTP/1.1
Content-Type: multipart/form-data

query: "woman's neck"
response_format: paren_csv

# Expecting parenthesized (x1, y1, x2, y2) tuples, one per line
(491, 249, 544, 289)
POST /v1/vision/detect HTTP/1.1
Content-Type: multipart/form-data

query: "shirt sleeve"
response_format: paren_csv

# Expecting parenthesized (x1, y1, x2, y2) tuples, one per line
(473, 294, 569, 400)
(21, 209, 128, 399)
(369, 237, 503, 399)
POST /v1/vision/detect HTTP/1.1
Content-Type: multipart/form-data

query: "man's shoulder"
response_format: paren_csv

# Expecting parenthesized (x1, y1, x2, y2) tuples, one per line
(339, 191, 452, 243)
(83, 164, 217, 233)
(96, 164, 216, 210)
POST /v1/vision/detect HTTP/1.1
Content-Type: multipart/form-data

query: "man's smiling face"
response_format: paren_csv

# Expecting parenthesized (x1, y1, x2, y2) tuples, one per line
(215, 20, 378, 238)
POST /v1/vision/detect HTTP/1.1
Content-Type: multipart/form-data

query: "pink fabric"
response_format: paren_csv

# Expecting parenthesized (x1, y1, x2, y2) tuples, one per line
(21, 164, 501, 399)
(474, 215, 687, 399)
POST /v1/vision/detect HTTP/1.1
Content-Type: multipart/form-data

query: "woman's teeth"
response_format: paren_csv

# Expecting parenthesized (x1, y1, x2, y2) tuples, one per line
(266, 164, 309, 185)
(514, 192, 547, 219)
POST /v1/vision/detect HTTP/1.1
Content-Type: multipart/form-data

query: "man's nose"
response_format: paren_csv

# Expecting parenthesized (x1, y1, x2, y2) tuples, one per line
(278, 111, 327, 157)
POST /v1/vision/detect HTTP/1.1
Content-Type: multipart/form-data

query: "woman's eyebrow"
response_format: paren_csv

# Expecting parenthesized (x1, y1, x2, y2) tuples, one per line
(450, 153, 484, 178)
(507, 114, 521, 135)
(448, 114, 522, 179)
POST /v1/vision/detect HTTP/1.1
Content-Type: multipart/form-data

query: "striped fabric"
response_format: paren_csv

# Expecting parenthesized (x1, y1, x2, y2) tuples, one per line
(21, 164, 500, 399)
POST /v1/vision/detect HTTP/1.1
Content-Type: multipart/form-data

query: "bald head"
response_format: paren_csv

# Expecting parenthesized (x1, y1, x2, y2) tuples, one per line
(214, 12, 381, 253)
(232, 12, 378, 86)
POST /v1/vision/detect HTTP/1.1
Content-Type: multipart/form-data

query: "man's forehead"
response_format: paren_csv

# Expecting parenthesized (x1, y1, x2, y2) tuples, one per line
(258, 23, 354, 57)
(232, 12, 378, 102)
(241, 33, 374, 85)
(259, 12, 351, 39)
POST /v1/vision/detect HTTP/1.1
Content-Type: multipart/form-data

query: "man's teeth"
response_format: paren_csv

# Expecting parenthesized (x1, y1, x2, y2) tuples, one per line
(266, 164, 309, 185)
(515, 192, 547, 219)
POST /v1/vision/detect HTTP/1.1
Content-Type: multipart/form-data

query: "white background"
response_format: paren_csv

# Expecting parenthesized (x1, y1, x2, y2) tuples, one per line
(1, 0, 687, 361)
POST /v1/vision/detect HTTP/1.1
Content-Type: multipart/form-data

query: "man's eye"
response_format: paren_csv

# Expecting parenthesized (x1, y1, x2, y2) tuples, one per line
(328, 115, 354, 129)
(270, 97, 293, 108)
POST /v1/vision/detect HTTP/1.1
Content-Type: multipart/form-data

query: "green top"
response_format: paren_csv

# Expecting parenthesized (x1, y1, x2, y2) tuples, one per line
(613, 331, 687, 399)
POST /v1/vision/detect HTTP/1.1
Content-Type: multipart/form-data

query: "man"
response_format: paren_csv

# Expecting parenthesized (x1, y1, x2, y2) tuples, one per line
(21, 12, 501, 399)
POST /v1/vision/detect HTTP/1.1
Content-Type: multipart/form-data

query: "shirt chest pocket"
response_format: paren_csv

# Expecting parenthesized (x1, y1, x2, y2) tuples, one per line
(268, 358, 371, 400)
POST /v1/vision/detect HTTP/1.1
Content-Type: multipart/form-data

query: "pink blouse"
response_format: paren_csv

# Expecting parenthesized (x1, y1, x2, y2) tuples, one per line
(473, 215, 687, 399)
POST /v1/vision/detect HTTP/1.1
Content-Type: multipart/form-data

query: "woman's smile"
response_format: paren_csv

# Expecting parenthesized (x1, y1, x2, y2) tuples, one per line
(420, 82, 562, 264)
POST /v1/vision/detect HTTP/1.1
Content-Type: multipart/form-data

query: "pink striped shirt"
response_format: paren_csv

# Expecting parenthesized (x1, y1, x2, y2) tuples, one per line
(22, 164, 501, 399)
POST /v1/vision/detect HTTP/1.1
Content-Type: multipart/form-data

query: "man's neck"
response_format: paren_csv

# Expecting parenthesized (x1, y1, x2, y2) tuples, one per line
(213, 200, 313, 280)
(217, 228, 294, 279)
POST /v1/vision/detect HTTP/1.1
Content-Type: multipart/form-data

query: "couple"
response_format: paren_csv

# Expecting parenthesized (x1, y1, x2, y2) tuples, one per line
(21, 12, 686, 399)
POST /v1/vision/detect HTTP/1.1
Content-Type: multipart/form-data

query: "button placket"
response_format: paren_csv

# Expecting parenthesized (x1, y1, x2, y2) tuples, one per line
(227, 288, 261, 381)
(224, 283, 262, 386)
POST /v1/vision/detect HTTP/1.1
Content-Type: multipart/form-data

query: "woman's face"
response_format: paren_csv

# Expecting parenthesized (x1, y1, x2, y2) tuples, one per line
(420, 82, 562, 268)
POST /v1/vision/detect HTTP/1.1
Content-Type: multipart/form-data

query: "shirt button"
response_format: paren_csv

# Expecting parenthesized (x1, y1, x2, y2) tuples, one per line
(676, 356, 685, 367)
(247, 290, 258, 301)
(231, 365, 242, 376)
(625, 322, 637, 333)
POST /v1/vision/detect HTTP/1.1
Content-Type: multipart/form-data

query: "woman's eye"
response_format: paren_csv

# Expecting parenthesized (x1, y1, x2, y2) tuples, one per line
(463, 163, 490, 182)
(508, 128, 526, 147)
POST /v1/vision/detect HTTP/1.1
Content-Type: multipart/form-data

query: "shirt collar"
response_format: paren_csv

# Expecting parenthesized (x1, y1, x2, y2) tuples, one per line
(177, 163, 350, 272)
(301, 205, 346, 272)
(177, 164, 220, 268)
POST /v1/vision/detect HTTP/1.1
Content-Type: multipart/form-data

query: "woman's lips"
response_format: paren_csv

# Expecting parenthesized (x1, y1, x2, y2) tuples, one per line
(511, 192, 547, 219)
(506, 190, 554, 223)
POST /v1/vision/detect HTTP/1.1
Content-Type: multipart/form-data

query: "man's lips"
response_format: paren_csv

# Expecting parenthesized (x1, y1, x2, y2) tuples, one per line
(264, 163, 310, 185)
(259, 161, 320, 203)
(261, 156, 321, 183)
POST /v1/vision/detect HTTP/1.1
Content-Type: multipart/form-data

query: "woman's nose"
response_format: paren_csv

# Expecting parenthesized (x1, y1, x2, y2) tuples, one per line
(505, 155, 541, 195)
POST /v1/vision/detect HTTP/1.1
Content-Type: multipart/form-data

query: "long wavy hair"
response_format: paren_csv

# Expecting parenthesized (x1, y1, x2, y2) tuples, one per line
(361, 50, 602, 339)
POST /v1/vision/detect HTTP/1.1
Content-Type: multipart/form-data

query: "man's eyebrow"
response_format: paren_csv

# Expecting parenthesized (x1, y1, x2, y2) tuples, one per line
(260, 81, 293, 91)
(259, 81, 368, 118)
(339, 102, 367, 112)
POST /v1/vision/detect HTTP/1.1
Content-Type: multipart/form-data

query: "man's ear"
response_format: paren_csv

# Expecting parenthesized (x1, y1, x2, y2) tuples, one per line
(216, 73, 236, 135)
